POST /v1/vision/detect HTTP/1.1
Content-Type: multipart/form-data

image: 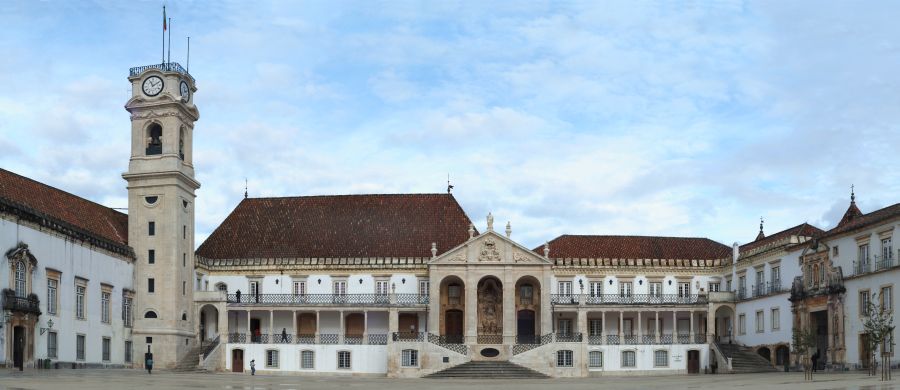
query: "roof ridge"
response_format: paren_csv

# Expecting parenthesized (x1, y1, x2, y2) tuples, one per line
(244, 193, 454, 200)
(0, 168, 125, 217)
(556, 234, 721, 241)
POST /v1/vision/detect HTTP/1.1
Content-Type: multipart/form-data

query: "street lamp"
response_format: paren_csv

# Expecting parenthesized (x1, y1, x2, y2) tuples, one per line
(40, 318, 54, 335)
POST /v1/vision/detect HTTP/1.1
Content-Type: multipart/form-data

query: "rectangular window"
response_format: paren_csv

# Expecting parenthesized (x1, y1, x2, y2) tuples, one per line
(76, 334, 86, 361)
(148, 278, 155, 293)
(772, 308, 780, 330)
(448, 284, 461, 304)
(623, 319, 634, 336)
(47, 278, 58, 315)
(726, 279, 732, 292)
(881, 286, 893, 312)
(622, 351, 636, 367)
(860, 290, 871, 316)
(756, 311, 764, 333)
(76, 284, 86, 320)
(756, 270, 764, 292)
(183, 253, 186, 267)
(101, 291, 111, 323)
(183, 281, 186, 295)
(47, 331, 58, 358)
(558, 281, 572, 296)
(123, 296, 133, 327)
(293, 281, 306, 295)
(148, 221, 155, 236)
(772, 266, 781, 288)
(125, 341, 132, 363)
(401, 349, 419, 367)
(418, 280, 429, 296)
(649, 282, 662, 297)
(619, 282, 633, 297)
(249, 280, 260, 296)
(333, 281, 347, 295)
(738, 314, 746, 335)
(337, 351, 351, 369)
(833, 246, 839, 257)
(375, 280, 389, 295)
(738, 275, 746, 296)
(183, 225, 187, 239)
(678, 282, 690, 297)
(708, 282, 720, 292)
(589, 319, 603, 336)
(883, 238, 893, 260)
(654, 350, 669, 367)
(520, 284, 534, 305)
(266, 350, 279, 368)
(148, 249, 155, 264)
(557, 319, 572, 336)
(102, 337, 111, 361)
(556, 350, 574, 367)
(588, 350, 603, 368)
(859, 244, 870, 262)
(590, 281, 603, 297)
(301, 350, 314, 369)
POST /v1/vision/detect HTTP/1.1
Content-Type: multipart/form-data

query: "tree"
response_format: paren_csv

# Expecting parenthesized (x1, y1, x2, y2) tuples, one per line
(862, 292, 895, 381)
(792, 325, 816, 380)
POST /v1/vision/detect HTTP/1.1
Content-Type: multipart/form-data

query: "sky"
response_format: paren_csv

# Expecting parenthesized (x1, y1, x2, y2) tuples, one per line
(1, 1, 899, 250)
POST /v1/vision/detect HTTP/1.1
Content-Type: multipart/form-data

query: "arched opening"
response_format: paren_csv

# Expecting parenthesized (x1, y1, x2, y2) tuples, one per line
(515, 275, 541, 343)
(439, 276, 465, 344)
(146, 123, 162, 155)
(231, 348, 244, 373)
(144, 310, 158, 319)
(200, 304, 219, 341)
(14, 260, 27, 297)
(215, 282, 227, 293)
(757, 346, 772, 362)
(714, 306, 734, 343)
(178, 127, 185, 160)
(477, 275, 503, 344)
(775, 345, 790, 366)
(344, 313, 364, 342)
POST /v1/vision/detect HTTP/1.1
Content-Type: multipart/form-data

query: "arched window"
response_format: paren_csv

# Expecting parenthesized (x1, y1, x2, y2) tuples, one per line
(813, 264, 819, 286)
(14, 260, 27, 297)
(146, 123, 162, 155)
(819, 265, 826, 286)
(182, 313, 187, 321)
(216, 283, 227, 293)
(144, 310, 158, 319)
(178, 127, 185, 160)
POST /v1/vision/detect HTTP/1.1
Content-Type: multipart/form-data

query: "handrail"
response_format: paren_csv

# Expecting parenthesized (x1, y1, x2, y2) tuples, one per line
(225, 293, 428, 306)
(129, 62, 193, 81)
(551, 293, 706, 305)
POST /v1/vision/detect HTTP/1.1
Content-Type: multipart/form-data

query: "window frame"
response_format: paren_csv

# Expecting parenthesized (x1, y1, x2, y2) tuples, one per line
(418, 280, 430, 296)
(47, 331, 58, 358)
(756, 310, 764, 333)
(76, 334, 86, 361)
(101, 288, 111, 324)
(401, 349, 419, 367)
(654, 349, 669, 367)
(881, 285, 893, 313)
(621, 350, 636, 368)
(771, 308, 780, 330)
(300, 350, 315, 369)
(738, 313, 746, 335)
(13, 260, 27, 297)
(47, 277, 59, 315)
(102, 337, 111, 361)
(125, 340, 133, 363)
(556, 349, 574, 367)
(265, 349, 280, 368)
(337, 350, 351, 369)
(75, 280, 87, 320)
(588, 350, 603, 368)
(860, 289, 871, 316)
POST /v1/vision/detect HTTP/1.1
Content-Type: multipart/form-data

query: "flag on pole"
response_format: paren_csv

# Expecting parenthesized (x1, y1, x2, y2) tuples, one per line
(163, 6, 167, 31)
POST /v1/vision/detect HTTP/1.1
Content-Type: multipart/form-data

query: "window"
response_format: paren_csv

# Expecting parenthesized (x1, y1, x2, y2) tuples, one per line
(401, 349, 419, 367)
(619, 281, 633, 297)
(183, 253, 186, 267)
(144, 310, 158, 319)
(375, 280, 389, 295)
(266, 349, 279, 368)
(833, 246, 839, 257)
(216, 283, 228, 293)
(47, 277, 58, 315)
(557, 319, 572, 336)
(337, 351, 351, 369)
(756, 311, 764, 333)
(333, 281, 347, 295)
(621, 351, 636, 367)
(76, 284, 86, 320)
(448, 284, 461, 304)
(148, 221, 155, 236)
(47, 331, 58, 358)
(148, 278, 155, 293)
(738, 314, 746, 335)
(859, 244, 870, 262)
(102, 337, 111, 361)
(589, 319, 603, 336)
(623, 319, 634, 336)
(76, 335, 86, 361)
(726, 279, 732, 292)
(883, 238, 893, 261)
(183, 225, 187, 239)
(649, 282, 662, 297)
(589, 281, 603, 297)
(520, 284, 534, 304)
(125, 341, 132, 363)
(654, 350, 669, 367)
(678, 282, 690, 297)
(756, 270, 764, 291)
(179, 128, 185, 160)
(771, 266, 781, 288)
(738, 275, 746, 296)
(148, 249, 155, 264)
(183, 281, 186, 296)
(772, 308, 780, 330)
(182, 312, 187, 321)
(293, 281, 306, 295)
(249, 280, 260, 296)
(14, 260, 26, 297)
(146, 123, 162, 155)
(101, 291, 111, 323)
(558, 281, 572, 296)
(300, 350, 314, 369)
(556, 350, 574, 367)
(818, 265, 824, 286)
(881, 286, 893, 312)
(418, 280, 429, 296)
(708, 282, 720, 292)
(588, 351, 603, 368)
(860, 290, 871, 316)
(123, 295, 133, 327)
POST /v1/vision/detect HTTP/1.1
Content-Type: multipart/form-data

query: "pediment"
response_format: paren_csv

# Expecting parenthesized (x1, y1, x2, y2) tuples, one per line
(430, 231, 550, 266)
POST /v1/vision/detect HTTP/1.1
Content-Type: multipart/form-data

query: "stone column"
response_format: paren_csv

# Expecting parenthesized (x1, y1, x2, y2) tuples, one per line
(428, 275, 440, 337)
(292, 310, 297, 337)
(339, 310, 345, 343)
(363, 310, 369, 344)
(673, 311, 677, 338)
(315, 310, 320, 343)
(690, 310, 695, 343)
(388, 308, 399, 335)
(466, 273, 478, 343)
(618, 310, 623, 341)
(541, 271, 553, 337)
(246, 311, 251, 340)
(706, 304, 715, 344)
(577, 309, 588, 341)
(269, 310, 274, 341)
(655, 311, 660, 343)
(503, 268, 515, 344)
(638, 311, 643, 341)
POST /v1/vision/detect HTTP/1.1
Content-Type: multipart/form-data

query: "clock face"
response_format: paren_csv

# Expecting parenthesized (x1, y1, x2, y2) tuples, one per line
(180, 81, 190, 101)
(142, 76, 164, 96)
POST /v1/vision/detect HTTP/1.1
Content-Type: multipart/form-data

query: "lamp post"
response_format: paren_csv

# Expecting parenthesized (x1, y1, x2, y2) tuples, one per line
(40, 318, 54, 335)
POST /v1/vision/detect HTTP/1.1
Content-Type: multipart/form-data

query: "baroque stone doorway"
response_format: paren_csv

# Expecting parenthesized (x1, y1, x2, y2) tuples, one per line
(477, 276, 503, 344)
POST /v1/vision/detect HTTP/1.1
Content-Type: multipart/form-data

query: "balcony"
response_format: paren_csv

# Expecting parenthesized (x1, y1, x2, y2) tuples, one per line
(2, 290, 41, 316)
(129, 62, 193, 81)
(853, 252, 899, 276)
(550, 293, 706, 305)
(228, 332, 389, 345)
(737, 281, 786, 301)
(225, 293, 428, 307)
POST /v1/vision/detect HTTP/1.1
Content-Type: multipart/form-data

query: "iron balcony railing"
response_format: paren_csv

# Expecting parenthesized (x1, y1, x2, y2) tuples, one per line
(854, 252, 898, 276)
(738, 281, 786, 300)
(228, 332, 389, 345)
(129, 62, 192, 80)
(477, 334, 503, 344)
(555, 332, 583, 343)
(582, 333, 706, 345)
(392, 332, 425, 342)
(551, 293, 705, 305)
(225, 293, 428, 306)
(1, 293, 41, 315)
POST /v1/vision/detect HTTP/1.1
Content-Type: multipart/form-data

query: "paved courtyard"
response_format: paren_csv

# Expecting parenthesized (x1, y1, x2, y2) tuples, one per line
(0, 369, 895, 390)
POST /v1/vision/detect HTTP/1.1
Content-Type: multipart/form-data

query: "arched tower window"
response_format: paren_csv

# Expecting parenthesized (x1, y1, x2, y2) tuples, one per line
(14, 260, 27, 297)
(146, 123, 162, 155)
(216, 282, 227, 293)
(178, 127, 185, 160)
(144, 310, 158, 319)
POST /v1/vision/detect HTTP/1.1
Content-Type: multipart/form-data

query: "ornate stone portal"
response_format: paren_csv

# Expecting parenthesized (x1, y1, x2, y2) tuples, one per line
(477, 278, 503, 337)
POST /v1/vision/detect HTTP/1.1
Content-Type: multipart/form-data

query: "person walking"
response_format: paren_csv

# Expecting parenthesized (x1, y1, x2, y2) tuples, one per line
(145, 356, 153, 374)
(281, 328, 288, 343)
(811, 350, 819, 372)
(250, 359, 256, 376)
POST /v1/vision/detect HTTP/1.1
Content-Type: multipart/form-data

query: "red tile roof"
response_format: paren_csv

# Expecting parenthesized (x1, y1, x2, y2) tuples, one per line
(822, 202, 900, 240)
(195, 194, 474, 260)
(535, 235, 732, 263)
(0, 168, 130, 251)
(739, 223, 823, 253)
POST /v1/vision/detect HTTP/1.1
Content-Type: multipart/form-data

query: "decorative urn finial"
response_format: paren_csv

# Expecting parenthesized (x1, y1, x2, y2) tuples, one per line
(505, 221, 511, 238)
(468, 223, 475, 239)
(431, 242, 437, 259)
(543, 241, 550, 258)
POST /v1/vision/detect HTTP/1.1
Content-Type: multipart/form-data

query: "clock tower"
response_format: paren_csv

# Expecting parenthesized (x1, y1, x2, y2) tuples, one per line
(123, 63, 200, 369)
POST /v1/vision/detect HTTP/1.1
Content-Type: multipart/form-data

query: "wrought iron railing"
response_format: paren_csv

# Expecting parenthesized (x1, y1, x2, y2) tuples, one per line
(642, 334, 656, 344)
(676, 333, 690, 344)
(694, 333, 707, 344)
(296, 334, 316, 344)
(344, 335, 363, 345)
(516, 334, 540, 344)
(393, 332, 425, 342)
(427, 333, 468, 355)
(588, 335, 604, 345)
(555, 333, 582, 343)
(740, 281, 786, 300)
(228, 333, 246, 343)
(551, 294, 705, 305)
(606, 334, 620, 345)
(854, 253, 898, 276)
(129, 62, 192, 79)
(512, 333, 553, 355)
(202, 335, 220, 359)
(623, 335, 637, 344)
(225, 293, 428, 306)
(368, 334, 388, 345)
(477, 334, 503, 344)
(1, 292, 41, 315)
(660, 334, 674, 344)
(319, 333, 339, 344)
(272, 334, 293, 344)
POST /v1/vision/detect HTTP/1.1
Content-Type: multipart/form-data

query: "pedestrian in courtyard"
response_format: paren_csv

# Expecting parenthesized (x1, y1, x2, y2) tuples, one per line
(145, 356, 153, 374)
(282, 327, 288, 342)
(811, 350, 819, 372)
(250, 359, 256, 375)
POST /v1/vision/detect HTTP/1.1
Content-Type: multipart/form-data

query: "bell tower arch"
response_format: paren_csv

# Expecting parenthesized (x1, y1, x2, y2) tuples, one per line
(123, 62, 200, 369)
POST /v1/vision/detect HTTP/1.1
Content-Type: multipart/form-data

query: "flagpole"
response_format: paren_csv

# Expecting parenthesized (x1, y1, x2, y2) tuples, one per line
(187, 37, 190, 73)
(162, 6, 166, 64)
(167, 17, 172, 64)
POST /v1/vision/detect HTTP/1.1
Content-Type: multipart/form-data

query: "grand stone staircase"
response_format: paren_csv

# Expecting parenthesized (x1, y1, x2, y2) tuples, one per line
(717, 343, 778, 373)
(172, 338, 219, 372)
(425, 361, 549, 379)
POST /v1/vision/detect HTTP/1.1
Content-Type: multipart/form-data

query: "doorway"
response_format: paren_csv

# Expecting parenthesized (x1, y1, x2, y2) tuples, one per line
(687, 349, 700, 374)
(399, 313, 419, 335)
(13, 326, 25, 370)
(231, 349, 244, 372)
(517, 310, 535, 343)
(810, 310, 828, 364)
(250, 318, 261, 342)
(445, 310, 463, 343)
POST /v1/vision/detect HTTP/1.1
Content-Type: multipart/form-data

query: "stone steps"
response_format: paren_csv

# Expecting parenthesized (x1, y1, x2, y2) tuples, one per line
(718, 344, 778, 373)
(426, 361, 549, 379)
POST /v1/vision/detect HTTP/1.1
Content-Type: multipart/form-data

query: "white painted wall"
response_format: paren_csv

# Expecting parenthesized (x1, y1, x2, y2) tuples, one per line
(226, 344, 388, 374)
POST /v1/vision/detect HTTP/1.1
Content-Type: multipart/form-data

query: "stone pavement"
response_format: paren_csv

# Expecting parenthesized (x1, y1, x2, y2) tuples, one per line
(0, 369, 895, 390)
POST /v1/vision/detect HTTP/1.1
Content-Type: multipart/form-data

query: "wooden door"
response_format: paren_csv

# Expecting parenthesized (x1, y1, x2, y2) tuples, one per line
(231, 349, 244, 372)
(687, 350, 700, 374)
(860, 334, 871, 368)
(250, 318, 261, 342)
(13, 326, 24, 370)
(517, 310, 535, 343)
(399, 313, 419, 335)
(445, 310, 463, 343)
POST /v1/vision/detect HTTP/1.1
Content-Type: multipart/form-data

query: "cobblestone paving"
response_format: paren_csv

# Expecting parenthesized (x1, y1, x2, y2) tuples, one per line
(0, 369, 895, 390)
